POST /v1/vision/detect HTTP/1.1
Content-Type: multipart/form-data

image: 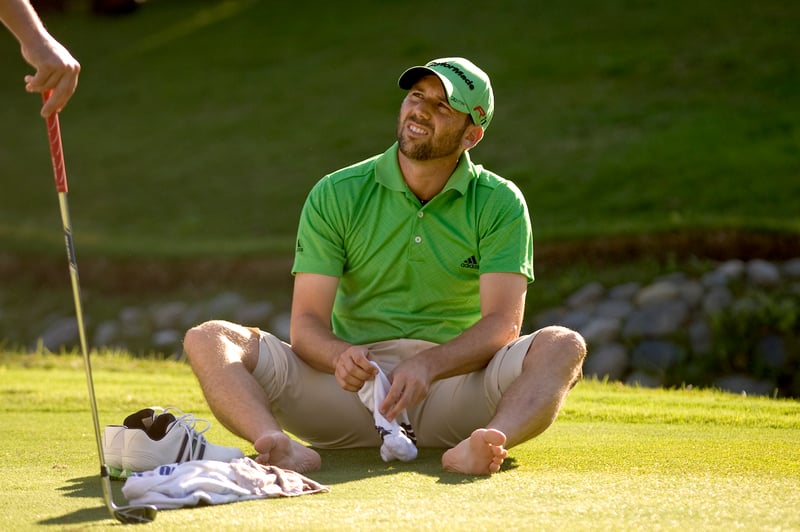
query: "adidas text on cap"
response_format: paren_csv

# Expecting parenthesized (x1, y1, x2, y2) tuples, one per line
(398, 57, 495, 129)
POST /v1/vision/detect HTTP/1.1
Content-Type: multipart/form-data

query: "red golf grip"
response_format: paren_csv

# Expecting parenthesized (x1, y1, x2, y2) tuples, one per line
(43, 90, 68, 193)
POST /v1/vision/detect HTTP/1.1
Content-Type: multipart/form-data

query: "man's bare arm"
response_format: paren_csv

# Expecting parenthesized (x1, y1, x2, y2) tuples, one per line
(381, 272, 528, 420)
(289, 272, 378, 390)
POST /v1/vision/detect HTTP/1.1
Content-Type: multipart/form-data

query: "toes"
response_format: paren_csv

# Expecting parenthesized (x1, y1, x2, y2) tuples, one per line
(253, 435, 274, 455)
(478, 428, 506, 447)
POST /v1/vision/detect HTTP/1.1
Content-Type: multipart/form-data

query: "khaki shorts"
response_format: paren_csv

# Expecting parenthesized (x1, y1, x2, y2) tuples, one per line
(252, 331, 540, 449)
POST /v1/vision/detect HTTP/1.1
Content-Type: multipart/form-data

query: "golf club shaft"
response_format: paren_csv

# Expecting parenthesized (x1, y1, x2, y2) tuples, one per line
(42, 94, 156, 524)
(43, 95, 106, 471)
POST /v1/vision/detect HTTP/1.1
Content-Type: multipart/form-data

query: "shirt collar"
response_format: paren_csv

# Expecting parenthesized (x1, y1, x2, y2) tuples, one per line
(375, 142, 479, 196)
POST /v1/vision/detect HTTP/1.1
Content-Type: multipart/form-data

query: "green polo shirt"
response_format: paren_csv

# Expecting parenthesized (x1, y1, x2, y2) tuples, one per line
(292, 142, 533, 345)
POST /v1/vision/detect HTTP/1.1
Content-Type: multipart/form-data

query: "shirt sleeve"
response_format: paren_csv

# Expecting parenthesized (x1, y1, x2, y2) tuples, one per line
(477, 180, 535, 283)
(291, 177, 347, 277)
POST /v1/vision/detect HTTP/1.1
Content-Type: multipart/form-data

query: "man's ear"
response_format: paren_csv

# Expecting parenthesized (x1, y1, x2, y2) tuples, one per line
(462, 125, 485, 150)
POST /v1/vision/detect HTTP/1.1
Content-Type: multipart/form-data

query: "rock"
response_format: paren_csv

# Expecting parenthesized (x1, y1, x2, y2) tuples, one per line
(39, 317, 79, 351)
(579, 317, 621, 344)
(608, 282, 640, 300)
(560, 309, 593, 331)
(234, 301, 274, 326)
(719, 259, 746, 278)
(595, 299, 634, 319)
(152, 329, 182, 348)
(702, 259, 745, 287)
(93, 320, 119, 347)
(631, 340, 682, 374)
(119, 306, 149, 338)
(583, 343, 628, 380)
(179, 305, 205, 329)
(635, 280, 680, 306)
(566, 282, 605, 308)
(703, 286, 733, 315)
(623, 300, 689, 338)
(150, 301, 188, 329)
(678, 279, 705, 307)
(747, 259, 781, 287)
(205, 292, 246, 318)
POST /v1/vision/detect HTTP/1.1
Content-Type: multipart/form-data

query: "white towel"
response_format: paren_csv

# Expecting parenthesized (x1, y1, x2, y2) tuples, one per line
(121, 457, 329, 510)
(357, 361, 418, 462)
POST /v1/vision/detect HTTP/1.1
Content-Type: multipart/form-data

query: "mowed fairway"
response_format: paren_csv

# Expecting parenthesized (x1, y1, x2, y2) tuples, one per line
(1, 353, 797, 530)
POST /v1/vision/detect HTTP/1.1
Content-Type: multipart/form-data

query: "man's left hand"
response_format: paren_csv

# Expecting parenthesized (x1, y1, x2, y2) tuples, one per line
(380, 357, 432, 421)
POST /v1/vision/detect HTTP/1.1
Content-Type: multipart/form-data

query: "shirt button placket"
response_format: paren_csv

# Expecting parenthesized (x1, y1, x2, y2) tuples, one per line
(409, 207, 425, 261)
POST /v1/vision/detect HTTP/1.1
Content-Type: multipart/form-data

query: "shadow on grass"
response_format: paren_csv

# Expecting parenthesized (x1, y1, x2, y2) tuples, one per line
(43, 450, 519, 525)
(38, 475, 114, 526)
(310, 447, 519, 486)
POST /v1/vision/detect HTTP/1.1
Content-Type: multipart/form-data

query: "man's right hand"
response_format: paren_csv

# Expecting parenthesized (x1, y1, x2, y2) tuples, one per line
(22, 34, 80, 117)
(333, 345, 378, 392)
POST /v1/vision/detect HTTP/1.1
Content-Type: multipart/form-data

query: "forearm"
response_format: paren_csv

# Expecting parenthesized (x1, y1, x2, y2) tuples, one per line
(418, 311, 521, 381)
(289, 312, 353, 373)
(377, 311, 522, 422)
(0, 1, 47, 46)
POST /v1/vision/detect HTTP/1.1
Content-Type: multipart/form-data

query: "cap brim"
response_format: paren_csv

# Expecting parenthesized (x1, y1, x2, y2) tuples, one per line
(398, 66, 465, 113)
(398, 66, 438, 90)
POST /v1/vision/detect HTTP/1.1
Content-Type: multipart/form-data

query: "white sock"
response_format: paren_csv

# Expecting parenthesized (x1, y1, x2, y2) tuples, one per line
(357, 361, 417, 462)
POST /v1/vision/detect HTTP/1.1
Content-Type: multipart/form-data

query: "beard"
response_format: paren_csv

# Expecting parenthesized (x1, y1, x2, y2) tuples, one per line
(397, 114, 469, 161)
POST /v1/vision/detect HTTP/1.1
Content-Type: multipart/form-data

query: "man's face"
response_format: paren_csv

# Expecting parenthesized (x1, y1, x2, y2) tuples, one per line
(397, 75, 473, 161)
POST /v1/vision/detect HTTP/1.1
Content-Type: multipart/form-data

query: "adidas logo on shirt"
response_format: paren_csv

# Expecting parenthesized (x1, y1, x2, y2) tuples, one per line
(460, 255, 479, 270)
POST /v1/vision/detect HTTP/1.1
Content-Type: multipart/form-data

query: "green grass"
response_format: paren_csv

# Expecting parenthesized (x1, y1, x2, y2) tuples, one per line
(1, 352, 798, 530)
(1, 0, 798, 258)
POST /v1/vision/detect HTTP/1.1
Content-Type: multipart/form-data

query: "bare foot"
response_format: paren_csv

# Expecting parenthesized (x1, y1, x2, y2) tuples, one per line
(254, 431, 321, 473)
(441, 428, 508, 475)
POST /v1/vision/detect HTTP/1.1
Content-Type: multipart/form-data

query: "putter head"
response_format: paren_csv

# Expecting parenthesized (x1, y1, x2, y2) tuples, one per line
(111, 505, 157, 525)
(100, 472, 157, 524)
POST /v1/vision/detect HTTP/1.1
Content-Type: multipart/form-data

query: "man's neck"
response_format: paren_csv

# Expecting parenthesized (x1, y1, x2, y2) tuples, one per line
(397, 151, 462, 202)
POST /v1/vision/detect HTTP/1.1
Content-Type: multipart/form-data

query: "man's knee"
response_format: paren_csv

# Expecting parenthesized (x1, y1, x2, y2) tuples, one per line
(552, 325, 587, 361)
(183, 320, 220, 362)
(183, 320, 259, 369)
(528, 325, 587, 370)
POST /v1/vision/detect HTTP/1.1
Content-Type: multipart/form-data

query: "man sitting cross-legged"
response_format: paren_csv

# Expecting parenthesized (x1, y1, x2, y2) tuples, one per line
(183, 57, 586, 475)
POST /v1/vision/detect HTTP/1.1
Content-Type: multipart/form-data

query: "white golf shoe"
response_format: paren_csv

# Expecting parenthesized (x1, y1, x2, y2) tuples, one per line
(103, 425, 127, 469)
(102, 407, 243, 478)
